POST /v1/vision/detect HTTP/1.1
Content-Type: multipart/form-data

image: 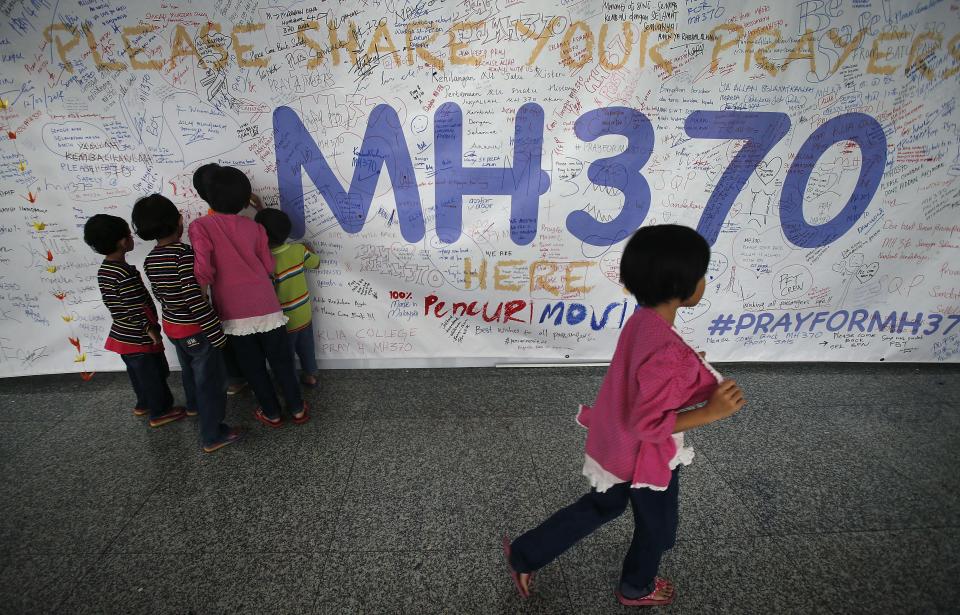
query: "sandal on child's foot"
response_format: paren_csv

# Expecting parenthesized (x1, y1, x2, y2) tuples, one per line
(133, 407, 148, 417)
(253, 407, 283, 428)
(202, 430, 243, 453)
(227, 382, 248, 396)
(148, 408, 187, 428)
(183, 406, 198, 417)
(615, 577, 675, 607)
(502, 536, 534, 598)
(292, 402, 311, 425)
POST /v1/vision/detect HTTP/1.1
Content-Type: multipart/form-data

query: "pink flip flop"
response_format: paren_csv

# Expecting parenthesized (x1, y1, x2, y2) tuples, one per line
(253, 407, 283, 428)
(615, 577, 675, 607)
(502, 536, 533, 598)
(292, 402, 310, 425)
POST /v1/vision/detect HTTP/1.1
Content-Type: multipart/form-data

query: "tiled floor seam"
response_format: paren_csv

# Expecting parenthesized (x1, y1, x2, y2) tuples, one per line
(690, 450, 768, 534)
(4, 414, 70, 463)
(516, 416, 578, 612)
(49, 466, 173, 613)
(671, 524, 960, 544)
(311, 415, 366, 612)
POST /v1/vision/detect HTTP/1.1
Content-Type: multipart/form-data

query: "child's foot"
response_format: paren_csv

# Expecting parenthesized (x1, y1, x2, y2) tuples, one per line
(300, 374, 318, 388)
(615, 577, 675, 607)
(502, 536, 534, 598)
(202, 430, 243, 453)
(184, 406, 198, 417)
(292, 402, 310, 425)
(227, 382, 248, 395)
(148, 408, 187, 428)
(133, 407, 148, 417)
(253, 407, 283, 428)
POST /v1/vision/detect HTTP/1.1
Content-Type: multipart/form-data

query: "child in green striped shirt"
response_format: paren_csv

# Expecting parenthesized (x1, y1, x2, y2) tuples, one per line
(254, 209, 321, 387)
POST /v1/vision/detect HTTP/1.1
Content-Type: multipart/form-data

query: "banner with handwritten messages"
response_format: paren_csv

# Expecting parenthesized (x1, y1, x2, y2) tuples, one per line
(0, 0, 958, 376)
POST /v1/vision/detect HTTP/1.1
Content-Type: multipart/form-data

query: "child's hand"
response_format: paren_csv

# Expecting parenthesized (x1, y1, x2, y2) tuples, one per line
(706, 380, 745, 420)
(249, 193, 265, 211)
(147, 327, 162, 345)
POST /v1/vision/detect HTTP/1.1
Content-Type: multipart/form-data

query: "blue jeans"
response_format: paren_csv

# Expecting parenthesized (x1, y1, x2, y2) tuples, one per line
(121, 351, 174, 419)
(222, 336, 246, 386)
(289, 324, 317, 375)
(229, 326, 303, 419)
(510, 469, 680, 598)
(171, 333, 229, 446)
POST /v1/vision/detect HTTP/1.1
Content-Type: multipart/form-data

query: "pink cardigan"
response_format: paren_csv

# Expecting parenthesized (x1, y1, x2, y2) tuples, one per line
(188, 214, 282, 323)
(576, 308, 720, 491)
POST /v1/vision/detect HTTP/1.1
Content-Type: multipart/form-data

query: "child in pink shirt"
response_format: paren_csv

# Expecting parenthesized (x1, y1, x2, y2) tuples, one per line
(504, 225, 745, 607)
(188, 165, 309, 426)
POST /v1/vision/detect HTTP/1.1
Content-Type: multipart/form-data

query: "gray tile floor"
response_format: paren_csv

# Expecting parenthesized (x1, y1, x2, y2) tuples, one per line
(0, 363, 958, 614)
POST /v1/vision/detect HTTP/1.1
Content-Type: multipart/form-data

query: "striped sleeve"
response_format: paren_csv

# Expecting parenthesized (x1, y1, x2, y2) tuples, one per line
(143, 244, 226, 348)
(175, 248, 226, 348)
(98, 263, 150, 337)
(303, 246, 321, 270)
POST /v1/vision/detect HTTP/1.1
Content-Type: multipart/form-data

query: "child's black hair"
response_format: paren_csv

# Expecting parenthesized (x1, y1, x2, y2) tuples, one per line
(131, 194, 181, 241)
(205, 166, 251, 214)
(192, 163, 220, 203)
(620, 224, 710, 306)
(254, 208, 291, 246)
(83, 214, 130, 255)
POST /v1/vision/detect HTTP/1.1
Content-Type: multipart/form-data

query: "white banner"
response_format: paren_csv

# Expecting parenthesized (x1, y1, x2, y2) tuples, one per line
(1, 0, 959, 377)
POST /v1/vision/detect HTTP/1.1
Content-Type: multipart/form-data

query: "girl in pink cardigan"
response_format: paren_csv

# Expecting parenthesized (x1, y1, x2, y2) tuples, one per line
(504, 225, 745, 607)
(189, 165, 309, 426)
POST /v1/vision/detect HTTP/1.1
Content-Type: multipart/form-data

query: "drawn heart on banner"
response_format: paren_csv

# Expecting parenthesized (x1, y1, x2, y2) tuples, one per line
(755, 157, 782, 185)
(806, 168, 840, 199)
(678, 299, 711, 323)
(704, 164, 722, 185)
(706, 252, 729, 284)
(856, 261, 879, 283)
(599, 251, 623, 286)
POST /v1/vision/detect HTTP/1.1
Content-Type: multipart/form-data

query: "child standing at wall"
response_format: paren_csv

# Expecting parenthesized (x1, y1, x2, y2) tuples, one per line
(254, 208, 321, 387)
(503, 225, 745, 606)
(84, 214, 187, 427)
(193, 163, 250, 396)
(188, 166, 309, 426)
(131, 195, 240, 453)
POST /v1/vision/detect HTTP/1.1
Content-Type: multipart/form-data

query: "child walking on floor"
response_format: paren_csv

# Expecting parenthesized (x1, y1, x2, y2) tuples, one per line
(254, 208, 321, 387)
(188, 165, 309, 426)
(131, 195, 240, 453)
(84, 214, 187, 427)
(503, 224, 746, 607)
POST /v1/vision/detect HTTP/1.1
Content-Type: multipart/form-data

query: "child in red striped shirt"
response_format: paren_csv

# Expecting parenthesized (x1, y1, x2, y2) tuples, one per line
(84, 214, 186, 428)
(132, 195, 240, 453)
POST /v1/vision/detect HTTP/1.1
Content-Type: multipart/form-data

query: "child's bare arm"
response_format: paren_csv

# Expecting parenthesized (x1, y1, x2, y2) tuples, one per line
(673, 380, 745, 433)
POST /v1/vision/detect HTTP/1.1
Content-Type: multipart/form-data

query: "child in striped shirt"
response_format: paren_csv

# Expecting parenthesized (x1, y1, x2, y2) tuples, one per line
(131, 195, 240, 453)
(254, 208, 321, 387)
(84, 214, 186, 428)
